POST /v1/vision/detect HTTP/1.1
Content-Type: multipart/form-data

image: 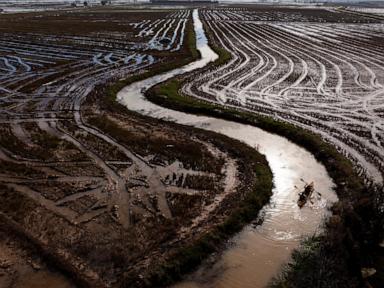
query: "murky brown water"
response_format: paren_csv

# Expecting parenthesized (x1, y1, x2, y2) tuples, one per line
(14, 270, 74, 288)
(175, 229, 295, 288)
(118, 9, 337, 288)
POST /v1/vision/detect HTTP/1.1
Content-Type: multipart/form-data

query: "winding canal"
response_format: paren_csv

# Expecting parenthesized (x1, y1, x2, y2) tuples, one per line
(117, 9, 338, 288)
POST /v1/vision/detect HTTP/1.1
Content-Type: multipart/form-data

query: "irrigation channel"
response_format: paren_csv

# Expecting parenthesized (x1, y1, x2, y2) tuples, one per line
(118, 9, 338, 288)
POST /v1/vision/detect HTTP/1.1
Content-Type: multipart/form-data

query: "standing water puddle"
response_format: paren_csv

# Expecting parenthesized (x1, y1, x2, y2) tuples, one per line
(118, 9, 338, 288)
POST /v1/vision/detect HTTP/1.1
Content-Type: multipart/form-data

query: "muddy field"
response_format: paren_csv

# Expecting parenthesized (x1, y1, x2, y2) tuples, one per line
(2, 3, 384, 288)
(184, 5, 384, 185)
(0, 6, 271, 287)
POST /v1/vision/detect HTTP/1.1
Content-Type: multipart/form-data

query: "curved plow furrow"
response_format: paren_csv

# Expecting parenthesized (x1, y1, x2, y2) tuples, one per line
(184, 9, 384, 183)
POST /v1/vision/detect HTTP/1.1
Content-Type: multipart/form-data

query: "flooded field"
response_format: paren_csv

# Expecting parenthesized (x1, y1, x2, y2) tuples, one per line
(174, 6, 384, 288)
(0, 6, 257, 287)
(185, 6, 384, 185)
(0, 3, 383, 288)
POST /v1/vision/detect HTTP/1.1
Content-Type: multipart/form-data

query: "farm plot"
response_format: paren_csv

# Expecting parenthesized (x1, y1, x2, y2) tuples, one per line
(183, 7, 384, 184)
(201, 6, 380, 23)
(131, 9, 190, 51)
(0, 7, 258, 287)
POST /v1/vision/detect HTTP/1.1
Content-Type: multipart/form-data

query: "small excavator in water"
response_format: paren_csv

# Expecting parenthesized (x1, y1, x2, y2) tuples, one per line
(297, 181, 315, 208)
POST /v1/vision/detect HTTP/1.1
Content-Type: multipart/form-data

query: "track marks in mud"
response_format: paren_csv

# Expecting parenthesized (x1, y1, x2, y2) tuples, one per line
(0, 9, 242, 233)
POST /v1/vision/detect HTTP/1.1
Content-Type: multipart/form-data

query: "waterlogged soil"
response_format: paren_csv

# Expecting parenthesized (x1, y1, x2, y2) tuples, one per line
(0, 223, 75, 288)
(1, 3, 369, 288)
(186, 6, 384, 184)
(0, 108, 262, 287)
(0, 5, 271, 288)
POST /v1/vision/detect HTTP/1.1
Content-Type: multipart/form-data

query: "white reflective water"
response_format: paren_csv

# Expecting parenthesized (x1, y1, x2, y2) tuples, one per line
(117, 9, 337, 288)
